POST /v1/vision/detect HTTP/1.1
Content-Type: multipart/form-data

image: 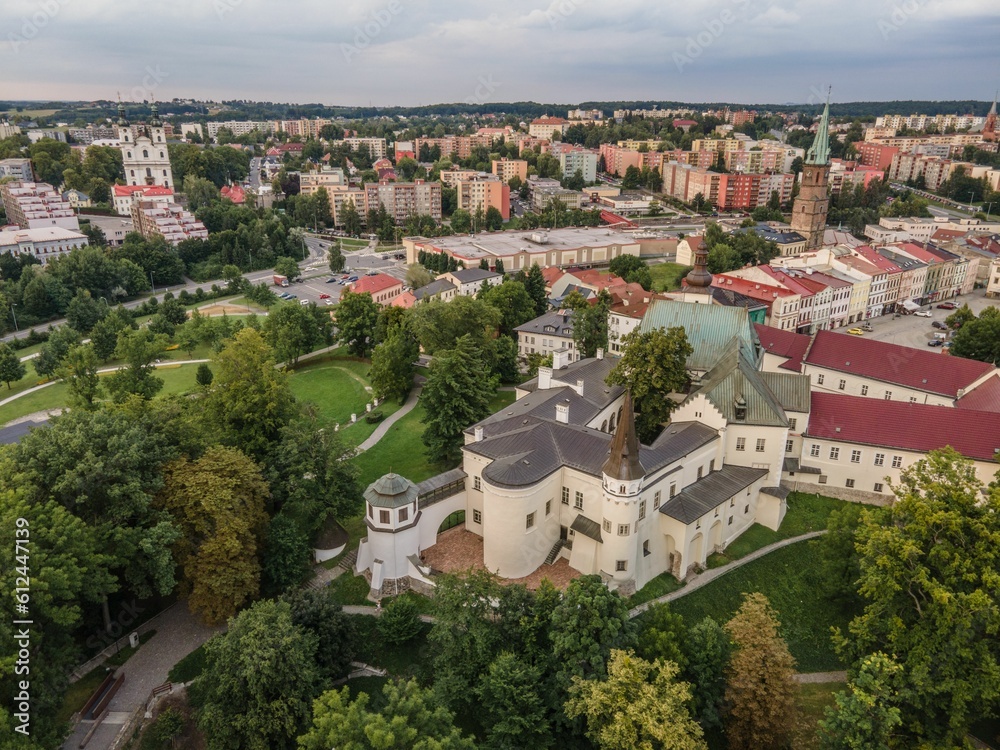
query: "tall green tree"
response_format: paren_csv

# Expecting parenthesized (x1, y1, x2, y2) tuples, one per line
(524, 262, 549, 316)
(370, 331, 419, 405)
(33, 324, 81, 378)
(204, 328, 297, 459)
(334, 289, 379, 357)
(299, 679, 476, 750)
(837, 448, 1000, 746)
(565, 649, 707, 750)
(282, 587, 357, 681)
(572, 288, 611, 359)
(105, 328, 167, 402)
(421, 334, 498, 464)
(635, 602, 687, 667)
(477, 652, 553, 749)
(198, 600, 321, 750)
(608, 254, 653, 290)
(159, 446, 269, 624)
(0, 343, 26, 389)
(948, 305, 1000, 364)
(89, 305, 136, 361)
(410, 294, 501, 355)
(482, 279, 537, 337)
(57, 344, 103, 409)
(263, 302, 330, 365)
(606, 326, 692, 442)
(724, 593, 797, 750)
(682, 617, 732, 734)
(65, 289, 107, 333)
(818, 653, 903, 750)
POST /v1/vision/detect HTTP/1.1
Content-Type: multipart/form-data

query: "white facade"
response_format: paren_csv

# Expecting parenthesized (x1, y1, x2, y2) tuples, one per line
(0, 226, 88, 264)
(119, 109, 173, 189)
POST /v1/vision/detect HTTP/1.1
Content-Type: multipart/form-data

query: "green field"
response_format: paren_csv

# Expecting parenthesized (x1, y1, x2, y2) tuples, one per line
(288, 360, 376, 427)
(668, 539, 853, 672)
(649, 262, 691, 291)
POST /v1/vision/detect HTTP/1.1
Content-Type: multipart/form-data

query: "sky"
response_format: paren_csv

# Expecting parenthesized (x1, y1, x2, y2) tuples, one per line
(1, 0, 998, 108)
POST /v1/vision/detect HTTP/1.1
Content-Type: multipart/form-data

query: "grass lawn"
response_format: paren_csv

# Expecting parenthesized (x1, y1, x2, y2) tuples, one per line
(649, 262, 691, 292)
(353, 403, 448, 488)
(668, 539, 854, 672)
(328, 571, 374, 605)
(706, 492, 844, 567)
(288, 361, 375, 427)
(627, 573, 685, 609)
(791, 682, 844, 750)
(56, 666, 109, 726)
(349, 615, 435, 682)
(168, 642, 210, 684)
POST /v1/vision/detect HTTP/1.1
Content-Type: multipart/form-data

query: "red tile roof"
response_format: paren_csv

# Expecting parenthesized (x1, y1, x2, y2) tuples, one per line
(541, 267, 565, 288)
(807, 392, 1000, 463)
(349, 273, 403, 296)
(220, 184, 245, 204)
(804, 329, 994, 398)
(113, 185, 173, 197)
(955, 375, 1000, 413)
(754, 324, 810, 372)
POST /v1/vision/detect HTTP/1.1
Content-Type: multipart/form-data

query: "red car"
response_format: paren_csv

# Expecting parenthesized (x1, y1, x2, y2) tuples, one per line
(319, 293, 331, 299)
(936, 302, 957, 310)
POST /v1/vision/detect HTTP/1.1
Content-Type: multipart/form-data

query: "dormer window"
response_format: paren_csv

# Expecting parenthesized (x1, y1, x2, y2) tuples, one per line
(734, 395, 747, 421)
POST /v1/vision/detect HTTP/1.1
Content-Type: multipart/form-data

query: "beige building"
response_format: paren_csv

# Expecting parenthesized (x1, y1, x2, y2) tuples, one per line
(529, 116, 570, 139)
(0, 226, 88, 264)
(343, 137, 388, 159)
(987, 258, 1000, 299)
(365, 180, 442, 224)
(1, 181, 79, 231)
(515, 311, 578, 364)
(491, 158, 528, 183)
(456, 174, 509, 222)
(299, 167, 347, 196)
(130, 199, 208, 244)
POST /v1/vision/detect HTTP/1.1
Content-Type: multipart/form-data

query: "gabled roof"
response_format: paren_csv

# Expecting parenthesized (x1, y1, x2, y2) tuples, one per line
(349, 273, 403, 296)
(803, 329, 994, 398)
(806, 392, 1000, 463)
(754, 324, 810, 372)
(414, 279, 456, 300)
(515, 310, 574, 338)
(640, 299, 761, 372)
(955, 375, 1000, 413)
(688, 344, 795, 427)
(660, 465, 769, 523)
(113, 185, 173, 197)
(446, 267, 500, 284)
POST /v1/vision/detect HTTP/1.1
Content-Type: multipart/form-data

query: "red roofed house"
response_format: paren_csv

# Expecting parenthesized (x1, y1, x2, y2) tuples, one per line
(792, 392, 1000, 502)
(754, 323, 811, 373)
(220, 184, 246, 204)
(714, 275, 801, 331)
(528, 117, 569, 139)
(802, 329, 997, 407)
(112, 184, 173, 216)
(608, 283, 671, 354)
(672, 119, 698, 132)
(549, 269, 625, 303)
(348, 273, 404, 305)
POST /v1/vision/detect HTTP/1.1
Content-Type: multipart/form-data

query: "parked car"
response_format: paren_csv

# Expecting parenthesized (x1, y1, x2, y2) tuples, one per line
(937, 302, 958, 310)
(299, 299, 309, 306)
(932, 321, 948, 330)
(927, 339, 944, 347)
(847, 328, 865, 336)
(286, 294, 297, 299)
(324, 299, 334, 306)
(319, 293, 330, 299)
(914, 310, 932, 317)
(861, 324, 873, 332)
(325, 277, 337, 283)
(278, 292, 290, 299)
(348, 276, 359, 282)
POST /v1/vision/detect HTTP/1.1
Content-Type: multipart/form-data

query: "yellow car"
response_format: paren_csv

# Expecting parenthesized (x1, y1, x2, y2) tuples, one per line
(847, 328, 865, 336)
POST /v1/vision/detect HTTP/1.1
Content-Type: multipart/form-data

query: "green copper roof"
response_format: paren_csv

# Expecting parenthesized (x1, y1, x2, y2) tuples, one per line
(639, 299, 761, 373)
(805, 94, 831, 166)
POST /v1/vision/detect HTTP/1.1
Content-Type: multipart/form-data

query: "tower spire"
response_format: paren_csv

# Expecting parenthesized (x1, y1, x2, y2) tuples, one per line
(116, 93, 128, 127)
(805, 88, 831, 166)
(602, 391, 645, 481)
(684, 237, 713, 290)
(149, 100, 161, 128)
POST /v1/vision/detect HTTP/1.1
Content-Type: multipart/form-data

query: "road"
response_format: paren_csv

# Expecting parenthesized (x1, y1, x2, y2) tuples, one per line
(852, 288, 997, 351)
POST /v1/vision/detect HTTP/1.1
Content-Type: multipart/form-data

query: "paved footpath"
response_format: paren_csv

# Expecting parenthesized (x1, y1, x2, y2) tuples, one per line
(628, 530, 828, 618)
(356, 384, 422, 452)
(62, 605, 223, 750)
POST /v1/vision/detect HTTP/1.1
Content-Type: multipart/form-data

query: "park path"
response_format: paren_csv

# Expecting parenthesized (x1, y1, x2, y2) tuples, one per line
(355, 383, 422, 452)
(794, 671, 847, 683)
(627, 530, 828, 618)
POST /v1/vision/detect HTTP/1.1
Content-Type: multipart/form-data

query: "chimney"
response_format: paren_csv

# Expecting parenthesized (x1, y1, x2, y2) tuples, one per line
(552, 349, 570, 370)
(538, 366, 553, 390)
(555, 402, 570, 423)
(474, 425, 484, 442)
(596, 347, 604, 360)
(574, 379, 585, 397)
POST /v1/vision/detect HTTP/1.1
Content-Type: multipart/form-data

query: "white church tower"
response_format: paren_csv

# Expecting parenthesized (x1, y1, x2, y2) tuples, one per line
(118, 101, 173, 189)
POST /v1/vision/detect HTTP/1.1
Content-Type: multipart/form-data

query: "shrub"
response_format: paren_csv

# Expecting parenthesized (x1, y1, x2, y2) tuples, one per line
(364, 409, 384, 424)
(377, 596, 422, 645)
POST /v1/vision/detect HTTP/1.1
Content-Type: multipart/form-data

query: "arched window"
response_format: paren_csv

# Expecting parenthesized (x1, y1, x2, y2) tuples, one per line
(159, 152, 164, 158)
(609, 413, 616, 433)
(157, 135, 162, 142)
(142, 149, 149, 158)
(601, 419, 608, 432)
(127, 151, 132, 159)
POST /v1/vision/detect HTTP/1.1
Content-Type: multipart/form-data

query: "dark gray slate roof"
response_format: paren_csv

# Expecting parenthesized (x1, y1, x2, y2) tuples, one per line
(518, 355, 620, 397)
(761, 485, 790, 499)
(365, 473, 419, 508)
(0, 419, 47, 445)
(448, 268, 500, 284)
(416, 468, 467, 495)
(660, 464, 769, 523)
(414, 279, 456, 300)
(783, 457, 821, 474)
(515, 310, 574, 337)
(571, 514, 603, 542)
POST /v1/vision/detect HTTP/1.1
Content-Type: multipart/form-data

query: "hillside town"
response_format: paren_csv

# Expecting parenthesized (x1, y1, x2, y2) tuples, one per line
(3, 3, 1000, 749)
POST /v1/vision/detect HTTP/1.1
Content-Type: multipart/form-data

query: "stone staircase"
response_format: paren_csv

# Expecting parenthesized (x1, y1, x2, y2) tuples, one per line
(544, 540, 566, 566)
(305, 549, 358, 590)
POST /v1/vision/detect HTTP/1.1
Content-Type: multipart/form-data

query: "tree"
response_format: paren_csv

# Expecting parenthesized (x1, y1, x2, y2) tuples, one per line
(682, 617, 732, 733)
(196, 362, 214, 387)
(608, 255, 652, 290)
(370, 331, 419, 404)
(334, 289, 379, 357)
(477, 652, 553, 750)
(945, 303, 976, 331)
(340, 199, 362, 235)
(450, 208, 472, 233)
(65, 289, 107, 333)
(606, 327, 692, 442)
(105, 328, 167, 402)
(57, 344, 102, 409)
(818, 653, 903, 750)
(327, 243, 345, 273)
(263, 302, 330, 366)
(482, 280, 537, 337)
(33, 324, 81, 378)
(635, 603, 686, 667)
(565, 650, 707, 750)
(837, 448, 1000, 746)
(622, 165, 642, 189)
(495, 258, 505, 275)
(707, 242, 743, 274)
(421, 335, 498, 463)
(159, 446, 269, 624)
(299, 679, 476, 750)
(0, 343, 25, 389)
(551, 575, 636, 691)
(948, 305, 1000, 364)
(274, 255, 301, 281)
(405, 263, 433, 289)
(182, 174, 219, 211)
(817, 503, 885, 606)
(204, 328, 297, 459)
(724, 593, 797, 750)
(524, 262, 548, 316)
(409, 295, 500, 355)
(89, 306, 136, 361)
(485, 205, 504, 230)
(198, 600, 321, 750)
(377, 596, 422, 645)
(572, 289, 611, 359)
(283, 587, 357, 681)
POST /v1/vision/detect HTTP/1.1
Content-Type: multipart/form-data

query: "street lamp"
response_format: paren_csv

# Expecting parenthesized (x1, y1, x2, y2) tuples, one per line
(149, 270, 155, 294)
(985, 202, 996, 221)
(9, 303, 18, 333)
(99, 296, 109, 308)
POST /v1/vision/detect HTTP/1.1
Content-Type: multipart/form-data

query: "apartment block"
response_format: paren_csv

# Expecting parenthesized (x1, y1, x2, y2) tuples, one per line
(456, 174, 510, 221)
(491, 158, 528, 183)
(556, 147, 599, 183)
(529, 117, 570, 139)
(299, 167, 347, 196)
(275, 119, 331, 139)
(343, 137, 388, 160)
(0, 158, 33, 181)
(131, 199, 208, 244)
(1, 181, 79, 231)
(0, 226, 88, 264)
(207, 120, 273, 139)
(365, 180, 442, 224)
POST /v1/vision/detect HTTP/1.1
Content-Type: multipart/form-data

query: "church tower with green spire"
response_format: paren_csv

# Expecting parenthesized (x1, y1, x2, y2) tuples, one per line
(790, 93, 832, 249)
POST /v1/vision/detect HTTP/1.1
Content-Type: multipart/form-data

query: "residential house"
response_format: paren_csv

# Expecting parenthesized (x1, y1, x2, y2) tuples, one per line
(348, 273, 404, 306)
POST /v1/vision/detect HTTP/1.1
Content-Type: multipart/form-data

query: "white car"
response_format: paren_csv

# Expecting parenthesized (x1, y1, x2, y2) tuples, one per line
(914, 310, 932, 317)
